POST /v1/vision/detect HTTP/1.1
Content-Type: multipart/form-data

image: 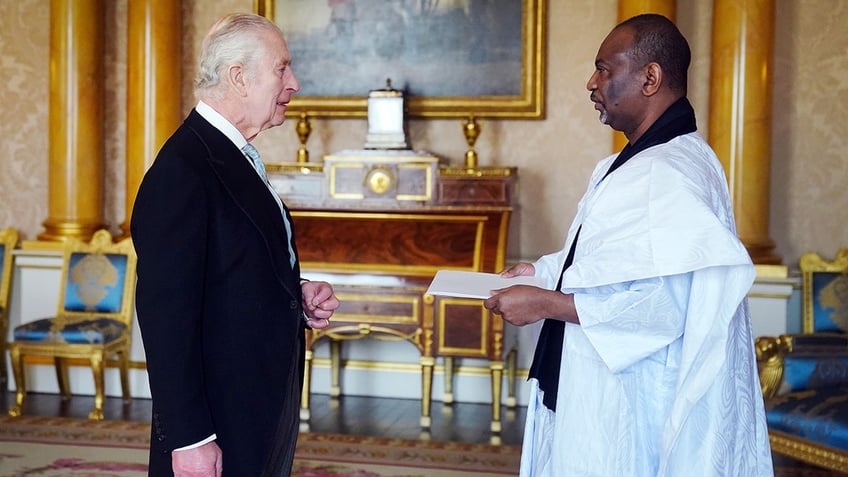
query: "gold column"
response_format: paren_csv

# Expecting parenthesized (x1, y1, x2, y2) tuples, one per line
(40, 0, 105, 242)
(614, 0, 677, 152)
(120, 0, 182, 238)
(708, 0, 778, 264)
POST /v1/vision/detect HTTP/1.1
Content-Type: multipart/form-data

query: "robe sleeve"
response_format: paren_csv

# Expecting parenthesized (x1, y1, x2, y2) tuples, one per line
(571, 272, 693, 373)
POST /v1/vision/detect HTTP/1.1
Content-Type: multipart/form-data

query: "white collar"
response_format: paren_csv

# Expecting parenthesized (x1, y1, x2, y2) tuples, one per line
(195, 100, 248, 150)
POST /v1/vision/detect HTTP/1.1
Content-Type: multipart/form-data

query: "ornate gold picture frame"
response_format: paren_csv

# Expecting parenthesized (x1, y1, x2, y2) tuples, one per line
(255, 0, 546, 119)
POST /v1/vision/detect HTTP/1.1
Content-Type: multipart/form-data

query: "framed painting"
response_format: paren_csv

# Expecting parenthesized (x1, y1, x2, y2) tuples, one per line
(255, 0, 546, 118)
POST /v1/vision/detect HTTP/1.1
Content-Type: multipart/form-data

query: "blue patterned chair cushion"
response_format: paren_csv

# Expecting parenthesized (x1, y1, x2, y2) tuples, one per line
(782, 353, 848, 393)
(766, 385, 848, 451)
(778, 334, 848, 393)
(810, 272, 848, 333)
(13, 317, 126, 344)
(63, 252, 128, 313)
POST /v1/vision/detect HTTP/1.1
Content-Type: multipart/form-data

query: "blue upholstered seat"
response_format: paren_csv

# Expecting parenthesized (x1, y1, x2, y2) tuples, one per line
(766, 385, 848, 451)
(13, 317, 127, 344)
(8, 230, 137, 420)
(13, 251, 130, 345)
(757, 248, 848, 472)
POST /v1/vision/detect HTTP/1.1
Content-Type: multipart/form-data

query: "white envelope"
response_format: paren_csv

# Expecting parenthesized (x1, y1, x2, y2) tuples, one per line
(425, 270, 546, 299)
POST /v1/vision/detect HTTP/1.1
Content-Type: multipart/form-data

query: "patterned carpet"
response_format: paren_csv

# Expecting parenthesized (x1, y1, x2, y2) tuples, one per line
(1, 415, 846, 476)
(0, 415, 520, 476)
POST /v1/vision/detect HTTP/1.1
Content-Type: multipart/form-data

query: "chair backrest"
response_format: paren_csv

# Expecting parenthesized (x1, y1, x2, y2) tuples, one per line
(0, 227, 20, 312)
(800, 247, 848, 334)
(56, 229, 137, 327)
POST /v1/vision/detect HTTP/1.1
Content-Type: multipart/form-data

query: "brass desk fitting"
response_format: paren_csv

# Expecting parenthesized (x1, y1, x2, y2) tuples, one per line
(296, 112, 312, 163)
(462, 114, 481, 169)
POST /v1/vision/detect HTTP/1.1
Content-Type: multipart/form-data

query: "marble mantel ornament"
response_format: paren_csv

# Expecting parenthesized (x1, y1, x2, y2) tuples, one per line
(365, 79, 409, 150)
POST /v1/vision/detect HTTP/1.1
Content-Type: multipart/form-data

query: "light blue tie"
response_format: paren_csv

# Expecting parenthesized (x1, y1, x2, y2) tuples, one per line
(243, 143, 267, 180)
(242, 143, 297, 269)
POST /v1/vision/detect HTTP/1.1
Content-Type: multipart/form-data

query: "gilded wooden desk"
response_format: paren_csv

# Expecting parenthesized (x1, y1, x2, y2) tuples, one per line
(269, 150, 516, 433)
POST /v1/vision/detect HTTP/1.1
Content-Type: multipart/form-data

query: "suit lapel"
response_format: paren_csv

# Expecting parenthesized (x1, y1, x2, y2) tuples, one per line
(184, 111, 300, 300)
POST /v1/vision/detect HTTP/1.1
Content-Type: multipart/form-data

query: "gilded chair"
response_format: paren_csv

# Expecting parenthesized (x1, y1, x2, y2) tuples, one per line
(756, 247, 848, 472)
(0, 227, 20, 390)
(8, 230, 137, 420)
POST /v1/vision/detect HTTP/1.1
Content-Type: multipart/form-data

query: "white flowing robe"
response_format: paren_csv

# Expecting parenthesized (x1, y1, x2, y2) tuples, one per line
(521, 133, 773, 477)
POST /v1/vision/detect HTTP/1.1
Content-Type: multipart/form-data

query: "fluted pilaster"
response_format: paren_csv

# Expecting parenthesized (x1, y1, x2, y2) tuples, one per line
(40, 0, 105, 241)
(120, 0, 183, 238)
(709, 0, 779, 264)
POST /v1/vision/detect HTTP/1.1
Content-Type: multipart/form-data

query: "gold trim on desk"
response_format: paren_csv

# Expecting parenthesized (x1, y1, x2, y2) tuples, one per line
(293, 211, 488, 274)
(437, 297, 489, 357)
(333, 291, 421, 325)
(265, 162, 324, 174)
(308, 356, 530, 378)
(325, 151, 440, 164)
(301, 262, 477, 277)
(439, 166, 517, 178)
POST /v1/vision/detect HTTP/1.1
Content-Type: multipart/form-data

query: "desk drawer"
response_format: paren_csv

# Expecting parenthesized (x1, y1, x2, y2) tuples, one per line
(436, 297, 501, 359)
(332, 289, 423, 326)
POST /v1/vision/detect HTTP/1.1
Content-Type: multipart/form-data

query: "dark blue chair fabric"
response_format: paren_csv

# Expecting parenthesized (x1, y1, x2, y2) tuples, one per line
(13, 317, 126, 344)
(766, 385, 848, 451)
(13, 251, 129, 345)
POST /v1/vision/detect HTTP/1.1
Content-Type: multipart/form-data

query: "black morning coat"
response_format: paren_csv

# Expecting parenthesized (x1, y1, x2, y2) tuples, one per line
(131, 109, 306, 476)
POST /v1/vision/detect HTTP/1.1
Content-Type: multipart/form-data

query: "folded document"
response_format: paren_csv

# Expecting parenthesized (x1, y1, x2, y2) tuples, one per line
(425, 270, 546, 299)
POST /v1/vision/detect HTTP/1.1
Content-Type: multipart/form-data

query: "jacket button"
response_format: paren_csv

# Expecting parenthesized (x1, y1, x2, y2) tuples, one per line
(290, 300, 298, 310)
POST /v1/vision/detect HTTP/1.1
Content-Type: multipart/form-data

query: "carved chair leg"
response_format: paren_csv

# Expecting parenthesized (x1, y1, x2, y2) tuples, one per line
(443, 357, 455, 404)
(54, 357, 71, 400)
(329, 340, 341, 398)
(88, 354, 105, 420)
(8, 345, 25, 417)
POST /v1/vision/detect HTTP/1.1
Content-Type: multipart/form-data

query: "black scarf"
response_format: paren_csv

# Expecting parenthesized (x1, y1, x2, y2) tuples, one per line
(528, 97, 697, 411)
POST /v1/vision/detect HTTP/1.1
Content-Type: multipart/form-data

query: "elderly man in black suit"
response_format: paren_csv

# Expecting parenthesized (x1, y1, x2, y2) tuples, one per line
(131, 12, 339, 477)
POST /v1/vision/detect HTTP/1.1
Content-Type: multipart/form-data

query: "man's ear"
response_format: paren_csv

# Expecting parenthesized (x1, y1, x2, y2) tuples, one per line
(227, 64, 249, 96)
(642, 62, 661, 96)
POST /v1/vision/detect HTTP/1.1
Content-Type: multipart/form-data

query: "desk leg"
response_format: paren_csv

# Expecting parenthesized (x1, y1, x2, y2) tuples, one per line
(420, 356, 435, 428)
(489, 360, 504, 433)
(300, 348, 313, 422)
(443, 356, 454, 404)
(329, 340, 341, 398)
(505, 347, 517, 408)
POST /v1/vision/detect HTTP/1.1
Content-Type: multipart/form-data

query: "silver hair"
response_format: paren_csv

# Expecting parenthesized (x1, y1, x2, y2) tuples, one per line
(194, 13, 284, 99)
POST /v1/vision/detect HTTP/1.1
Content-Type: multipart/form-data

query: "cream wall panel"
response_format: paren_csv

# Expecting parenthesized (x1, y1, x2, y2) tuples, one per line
(770, 0, 848, 265)
(0, 0, 49, 241)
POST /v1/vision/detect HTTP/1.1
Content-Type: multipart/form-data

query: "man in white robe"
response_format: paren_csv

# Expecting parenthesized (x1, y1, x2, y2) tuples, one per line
(484, 14, 773, 476)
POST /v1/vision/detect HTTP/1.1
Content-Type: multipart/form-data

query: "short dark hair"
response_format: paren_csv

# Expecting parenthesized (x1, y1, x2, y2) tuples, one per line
(617, 14, 691, 93)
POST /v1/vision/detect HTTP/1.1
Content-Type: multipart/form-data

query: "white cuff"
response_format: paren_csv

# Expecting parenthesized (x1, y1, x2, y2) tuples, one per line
(173, 434, 216, 452)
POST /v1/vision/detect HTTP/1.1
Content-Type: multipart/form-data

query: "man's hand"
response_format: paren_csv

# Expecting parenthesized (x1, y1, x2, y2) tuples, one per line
(499, 262, 536, 278)
(301, 280, 340, 329)
(484, 285, 578, 327)
(172, 441, 222, 477)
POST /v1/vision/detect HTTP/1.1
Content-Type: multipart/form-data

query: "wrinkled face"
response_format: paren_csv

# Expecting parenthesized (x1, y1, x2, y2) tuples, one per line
(586, 27, 645, 135)
(244, 30, 300, 135)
